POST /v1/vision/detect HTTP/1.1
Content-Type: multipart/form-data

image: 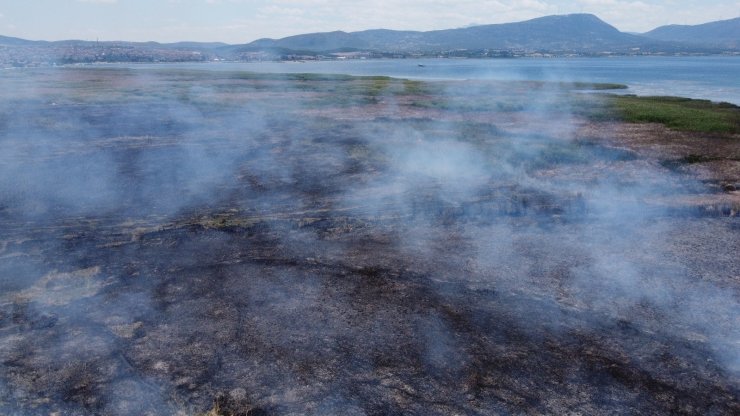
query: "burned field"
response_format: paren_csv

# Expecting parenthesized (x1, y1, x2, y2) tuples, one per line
(0, 68, 738, 415)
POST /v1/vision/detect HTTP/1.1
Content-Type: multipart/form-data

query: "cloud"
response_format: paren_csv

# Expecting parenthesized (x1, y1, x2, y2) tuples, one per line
(204, 0, 252, 4)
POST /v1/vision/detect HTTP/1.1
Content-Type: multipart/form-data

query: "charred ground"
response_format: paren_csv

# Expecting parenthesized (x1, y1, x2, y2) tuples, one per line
(0, 68, 738, 415)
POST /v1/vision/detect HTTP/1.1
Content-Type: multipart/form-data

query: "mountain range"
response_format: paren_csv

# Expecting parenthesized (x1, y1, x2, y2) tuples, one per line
(644, 17, 739, 49)
(1, 14, 738, 65)
(238, 14, 740, 54)
(245, 14, 657, 53)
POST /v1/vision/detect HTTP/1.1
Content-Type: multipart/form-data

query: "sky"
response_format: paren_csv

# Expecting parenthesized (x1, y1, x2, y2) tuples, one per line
(0, 0, 738, 44)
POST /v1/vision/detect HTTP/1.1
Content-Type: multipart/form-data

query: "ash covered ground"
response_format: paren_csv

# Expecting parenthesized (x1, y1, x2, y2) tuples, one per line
(0, 68, 738, 415)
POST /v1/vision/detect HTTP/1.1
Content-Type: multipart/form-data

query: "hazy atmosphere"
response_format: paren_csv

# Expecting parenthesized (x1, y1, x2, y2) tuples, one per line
(1, 0, 739, 42)
(1, 0, 738, 415)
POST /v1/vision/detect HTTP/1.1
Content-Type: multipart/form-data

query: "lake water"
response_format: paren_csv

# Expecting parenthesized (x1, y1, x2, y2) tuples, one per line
(118, 56, 740, 104)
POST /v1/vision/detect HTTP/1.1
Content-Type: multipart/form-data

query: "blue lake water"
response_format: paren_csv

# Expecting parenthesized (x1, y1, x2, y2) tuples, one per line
(120, 56, 740, 104)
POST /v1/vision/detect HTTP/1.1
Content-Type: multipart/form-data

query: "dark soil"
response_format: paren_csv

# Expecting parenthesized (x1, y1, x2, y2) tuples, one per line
(0, 68, 738, 415)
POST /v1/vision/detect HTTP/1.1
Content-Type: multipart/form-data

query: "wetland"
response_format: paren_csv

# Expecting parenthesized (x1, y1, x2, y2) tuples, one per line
(0, 67, 738, 415)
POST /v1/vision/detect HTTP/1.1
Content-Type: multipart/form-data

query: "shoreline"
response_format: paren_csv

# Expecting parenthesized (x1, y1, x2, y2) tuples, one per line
(6, 57, 737, 105)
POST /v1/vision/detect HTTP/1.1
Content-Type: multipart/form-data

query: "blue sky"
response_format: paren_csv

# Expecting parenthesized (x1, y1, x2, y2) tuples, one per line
(1, 0, 738, 43)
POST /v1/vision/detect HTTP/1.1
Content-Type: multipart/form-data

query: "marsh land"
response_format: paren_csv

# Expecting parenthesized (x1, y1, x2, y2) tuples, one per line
(0, 68, 738, 415)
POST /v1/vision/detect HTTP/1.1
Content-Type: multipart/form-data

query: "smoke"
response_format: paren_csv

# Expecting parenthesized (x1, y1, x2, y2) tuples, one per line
(340, 76, 740, 381)
(0, 66, 738, 415)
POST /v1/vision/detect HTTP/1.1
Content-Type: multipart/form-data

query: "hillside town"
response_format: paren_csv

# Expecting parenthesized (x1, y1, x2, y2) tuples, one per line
(0, 43, 213, 68)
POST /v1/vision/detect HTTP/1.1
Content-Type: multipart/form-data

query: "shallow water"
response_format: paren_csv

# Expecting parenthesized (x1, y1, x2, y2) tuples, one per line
(108, 56, 740, 104)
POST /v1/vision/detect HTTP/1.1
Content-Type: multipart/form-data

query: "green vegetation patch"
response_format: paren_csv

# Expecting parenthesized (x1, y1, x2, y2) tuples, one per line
(563, 82, 628, 91)
(611, 95, 740, 134)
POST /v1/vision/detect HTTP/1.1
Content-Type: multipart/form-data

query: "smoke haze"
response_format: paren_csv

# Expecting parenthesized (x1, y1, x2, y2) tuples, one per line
(0, 67, 738, 415)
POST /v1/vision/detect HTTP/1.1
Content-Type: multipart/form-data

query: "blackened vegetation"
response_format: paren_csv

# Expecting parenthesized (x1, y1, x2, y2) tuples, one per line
(0, 69, 738, 415)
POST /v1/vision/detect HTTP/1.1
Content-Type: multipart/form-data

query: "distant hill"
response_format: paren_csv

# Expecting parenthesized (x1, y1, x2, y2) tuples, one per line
(164, 41, 228, 49)
(250, 31, 368, 51)
(642, 17, 740, 49)
(244, 14, 676, 53)
(0, 35, 42, 46)
(0, 35, 227, 50)
(1, 13, 737, 67)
